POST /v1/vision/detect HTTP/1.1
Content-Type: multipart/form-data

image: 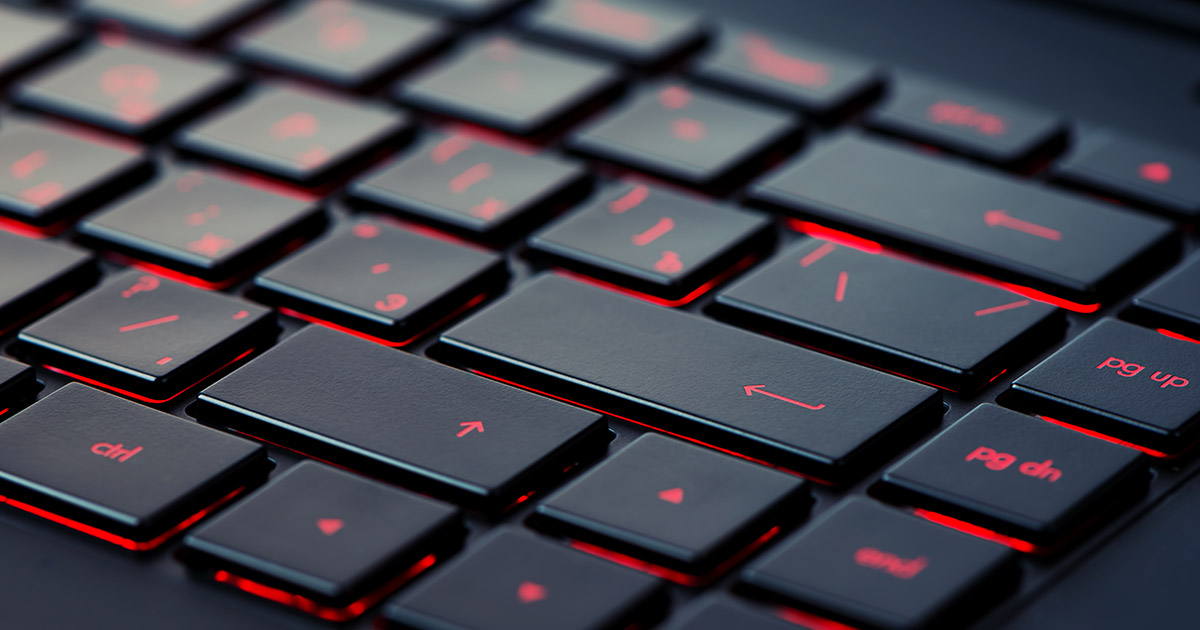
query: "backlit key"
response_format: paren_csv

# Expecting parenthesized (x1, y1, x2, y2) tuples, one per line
(519, 0, 708, 68)
(79, 167, 323, 284)
(1001, 319, 1200, 454)
(528, 182, 772, 302)
(740, 498, 1017, 630)
(349, 133, 588, 237)
(1128, 253, 1200, 339)
(398, 36, 622, 136)
(750, 135, 1178, 304)
(182, 461, 465, 620)
(0, 232, 96, 332)
(177, 85, 413, 185)
(691, 25, 883, 117)
(532, 434, 809, 577)
(78, 0, 275, 43)
(383, 0, 525, 22)
(867, 81, 1066, 167)
(254, 220, 507, 345)
(658, 596, 803, 630)
(0, 7, 76, 84)
(569, 82, 798, 189)
(235, 0, 450, 90)
(16, 42, 241, 138)
(438, 275, 943, 482)
(712, 238, 1065, 391)
(382, 528, 667, 630)
(0, 357, 40, 419)
(0, 383, 270, 550)
(880, 404, 1148, 548)
(0, 121, 150, 226)
(17, 269, 277, 403)
(193, 326, 610, 511)
(1053, 131, 1200, 219)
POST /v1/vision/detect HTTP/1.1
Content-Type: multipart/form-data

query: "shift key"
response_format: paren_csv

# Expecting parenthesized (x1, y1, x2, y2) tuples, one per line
(437, 275, 943, 482)
(750, 135, 1178, 304)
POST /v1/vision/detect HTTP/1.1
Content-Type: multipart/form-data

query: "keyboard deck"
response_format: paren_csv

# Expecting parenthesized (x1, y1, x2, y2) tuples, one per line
(1, 1, 1199, 629)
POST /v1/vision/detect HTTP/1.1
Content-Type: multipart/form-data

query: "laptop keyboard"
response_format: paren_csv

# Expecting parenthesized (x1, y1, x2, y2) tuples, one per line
(0, 1, 1198, 629)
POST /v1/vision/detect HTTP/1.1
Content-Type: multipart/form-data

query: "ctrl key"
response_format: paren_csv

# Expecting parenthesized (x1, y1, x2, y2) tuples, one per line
(740, 499, 1017, 630)
(0, 384, 270, 551)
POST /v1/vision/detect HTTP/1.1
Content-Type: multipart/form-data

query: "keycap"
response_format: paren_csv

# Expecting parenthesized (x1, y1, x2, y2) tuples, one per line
(532, 433, 808, 577)
(181, 461, 465, 620)
(1128, 253, 1200, 339)
(17, 269, 276, 404)
(0, 231, 96, 332)
(79, 167, 324, 283)
(176, 85, 412, 185)
(439, 275, 942, 481)
(16, 42, 241, 139)
(750, 135, 1178, 305)
(193, 325, 610, 511)
(528, 182, 772, 302)
(570, 83, 798, 189)
(381, 0, 524, 22)
(740, 498, 1017, 630)
(0, 121, 150, 226)
(712, 239, 1065, 391)
(235, 1, 450, 90)
(690, 25, 884, 117)
(658, 596, 802, 630)
(880, 404, 1148, 547)
(519, 0, 708, 68)
(0, 383, 269, 550)
(254, 220, 507, 345)
(866, 81, 1066, 167)
(1001, 319, 1200, 454)
(398, 36, 622, 136)
(349, 132, 589, 237)
(0, 7, 76, 84)
(0, 357, 40, 419)
(382, 528, 668, 630)
(78, 0, 275, 43)
(1053, 131, 1200, 219)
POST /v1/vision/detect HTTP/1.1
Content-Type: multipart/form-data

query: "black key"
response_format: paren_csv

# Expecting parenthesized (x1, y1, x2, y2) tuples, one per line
(193, 325, 610, 511)
(1128, 253, 1200, 339)
(235, 1, 449, 90)
(1001, 319, 1200, 455)
(438, 275, 943, 482)
(690, 25, 883, 118)
(519, 0, 708, 68)
(528, 182, 772, 302)
(866, 81, 1066, 167)
(349, 132, 588, 237)
(0, 121, 150, 226)
(0, 231, 96, 333)
(177, 85, 412, 185)
(382, 0, 524, 22)
(16, 42, 241, 139)
(880, 404, 1148, 547)
(382, 528, 667, 630)
(79, 166, 324, 284)
(254, 220, 507, 345)
(658, 596, 803, 630)
(182, 461, 465, 620)
(0, 7, 76, 84)
(0, 383, 269, 550)
(0, 357, 40, 419)
(398, 36, 621, 136)
(78, 0, 275, 43)
(741, 499, 1017, 629)
(17, 269, 276, 404)
(570, 82, 798, 189)
(1053, 131, 1200, 219)
(532, 433, 808, 577)
(750, 135, 1178, 305)
(712, 239, 1065, 391)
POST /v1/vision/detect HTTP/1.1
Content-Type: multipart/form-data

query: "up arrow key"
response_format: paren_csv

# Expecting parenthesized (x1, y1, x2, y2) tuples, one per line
(456, 421, 485, 437)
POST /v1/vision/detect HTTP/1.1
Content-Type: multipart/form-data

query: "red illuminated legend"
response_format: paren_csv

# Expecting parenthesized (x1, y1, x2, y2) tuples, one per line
(744, 384, 825, 410)
(517, 580, 548, 603)
(1138, 161, 1171, 184)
